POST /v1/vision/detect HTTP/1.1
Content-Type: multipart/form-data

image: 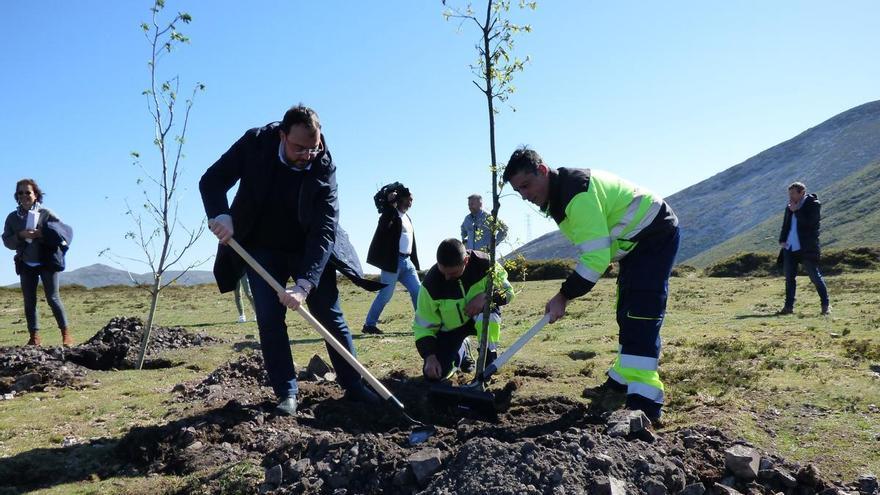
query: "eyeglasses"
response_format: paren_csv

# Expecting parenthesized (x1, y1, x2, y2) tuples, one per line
(284, 135, 324, 158)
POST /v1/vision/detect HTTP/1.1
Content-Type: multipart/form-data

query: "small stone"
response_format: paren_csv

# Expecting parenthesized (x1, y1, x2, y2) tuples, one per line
(609, 476, 628, 495)
(680, 483, 706, 495)
(595, 476, 628, 495)
(520, 440, 537, 455)
(857, 474, 878, 494)
(725, 445, 761, 480)
(587, 453, 614, 472)
(607, 422, 631, 437)
(265, 464, 283, 488)
(408, 447, 442, 485)
(759, 457, 774, 470)
(185, 441, 203, 450)
(714, 484, 744, 495)
(644, 478, 667, 495)
(636, 428, 656, 443)
(796, 464, 822, 487)
(315, 461, 331, 474)
(773, 467, 797, 488)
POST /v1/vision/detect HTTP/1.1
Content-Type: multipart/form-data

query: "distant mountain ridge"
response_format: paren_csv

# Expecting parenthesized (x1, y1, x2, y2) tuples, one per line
(3, 263, 215, 289)
(509, 100, 880, 266)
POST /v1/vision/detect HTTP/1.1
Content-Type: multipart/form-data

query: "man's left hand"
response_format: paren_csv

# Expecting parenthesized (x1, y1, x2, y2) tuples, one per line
(278, 286, 307, 310)
(465, 293, 487, 317)
(545, 292, 569, 323)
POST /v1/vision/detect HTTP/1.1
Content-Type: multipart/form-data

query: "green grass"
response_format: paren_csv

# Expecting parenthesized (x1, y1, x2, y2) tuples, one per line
(1, 271, 879, 492)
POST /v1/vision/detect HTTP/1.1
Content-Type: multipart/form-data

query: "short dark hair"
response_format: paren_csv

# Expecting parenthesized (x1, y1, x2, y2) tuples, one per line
(502, 146, 544, 183)
(14, 178, 43, 203)
(788, 182, 806, 193)
(437, 238, 467, 267)
(280, 104, 321, 134)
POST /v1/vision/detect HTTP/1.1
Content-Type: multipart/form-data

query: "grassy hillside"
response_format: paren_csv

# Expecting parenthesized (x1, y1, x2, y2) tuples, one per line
(0, 273, 878, 493)
(687, 161, 880, 267)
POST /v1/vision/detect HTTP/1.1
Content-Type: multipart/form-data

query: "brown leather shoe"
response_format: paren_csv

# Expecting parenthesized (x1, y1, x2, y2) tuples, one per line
(60, 328, 74, 347)
(27, 331, 42, 346)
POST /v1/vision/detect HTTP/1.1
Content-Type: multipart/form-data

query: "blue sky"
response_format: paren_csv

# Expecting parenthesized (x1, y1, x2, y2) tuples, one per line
(1, 1, 878, 285)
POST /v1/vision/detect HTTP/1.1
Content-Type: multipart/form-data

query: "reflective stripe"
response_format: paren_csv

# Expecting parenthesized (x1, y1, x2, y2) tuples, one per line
(609, 194, 645, 237)
(414, 315, 440, 329)
(474, 313, 502, 323)
(619, 354, 659, 371)
(574, 262, 602, 283)
(607, 368, 627, 385)
(626, 382, 664, 404)
(578, 237, 612, 252)
(624, 200, 663, 240)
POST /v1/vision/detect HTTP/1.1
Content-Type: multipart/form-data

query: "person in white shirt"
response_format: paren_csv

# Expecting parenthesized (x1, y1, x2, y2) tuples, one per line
(364, 184, 421, 334)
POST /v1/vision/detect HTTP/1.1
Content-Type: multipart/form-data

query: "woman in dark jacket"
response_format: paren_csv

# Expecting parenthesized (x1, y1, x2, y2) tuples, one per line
(2, 179, 72, 346)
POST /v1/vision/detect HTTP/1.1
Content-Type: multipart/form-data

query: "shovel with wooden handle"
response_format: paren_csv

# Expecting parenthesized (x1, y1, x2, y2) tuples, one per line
(226, 238, 436, 445)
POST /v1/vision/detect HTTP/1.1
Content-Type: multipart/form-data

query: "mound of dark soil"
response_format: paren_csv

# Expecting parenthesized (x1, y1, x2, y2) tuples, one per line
(65, 316, 221, 370)
(0, 346, 89, 395)
(116, 356, 875, 495)
(0, 316, 220, 398)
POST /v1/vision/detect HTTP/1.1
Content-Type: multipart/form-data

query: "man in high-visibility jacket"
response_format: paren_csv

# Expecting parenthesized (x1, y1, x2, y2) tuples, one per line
(413, 238, 515, 381)
(503, 147, 679, 421)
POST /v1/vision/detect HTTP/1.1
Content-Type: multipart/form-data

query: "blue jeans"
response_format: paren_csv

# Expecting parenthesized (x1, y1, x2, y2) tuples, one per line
(783, 249, 829, 308)
(365, 254, 420, 326)
(246, 248, 361, 400)
(20, 264, 68, 332)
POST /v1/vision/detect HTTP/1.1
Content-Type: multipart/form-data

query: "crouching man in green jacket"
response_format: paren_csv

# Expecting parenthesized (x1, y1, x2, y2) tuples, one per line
(503, 147, 679, 421)
(413, 238, 515, 381)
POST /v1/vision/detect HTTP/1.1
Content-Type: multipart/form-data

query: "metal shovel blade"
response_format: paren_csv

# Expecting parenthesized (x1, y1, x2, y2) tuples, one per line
(408, 424, 437, 446)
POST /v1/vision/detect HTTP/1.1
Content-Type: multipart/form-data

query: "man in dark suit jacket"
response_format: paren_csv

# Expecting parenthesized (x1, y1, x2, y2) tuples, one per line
(199, 104, 380, 415)
(777, 181, 830, 315)
(362, 185, 421, 335)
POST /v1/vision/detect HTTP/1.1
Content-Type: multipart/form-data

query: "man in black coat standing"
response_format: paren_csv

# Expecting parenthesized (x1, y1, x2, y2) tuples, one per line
(199, 104, 380, 415)
(362, 184, 420, 335)
(777, 181, 830, 315)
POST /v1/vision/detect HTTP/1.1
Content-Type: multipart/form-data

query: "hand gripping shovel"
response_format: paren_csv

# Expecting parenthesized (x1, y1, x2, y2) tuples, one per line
(429, 314, 551, 420)
(227, 239, 435, 445)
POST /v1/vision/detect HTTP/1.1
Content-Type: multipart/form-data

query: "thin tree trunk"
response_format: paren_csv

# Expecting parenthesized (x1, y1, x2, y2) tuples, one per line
(136, 275, 162, 370)
(476, 0, 499, 377)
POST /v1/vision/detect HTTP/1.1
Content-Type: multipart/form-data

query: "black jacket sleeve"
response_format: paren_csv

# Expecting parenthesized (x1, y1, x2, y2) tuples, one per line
(297, 171, 338, 288)
(778, 209, 792, 244)
(199, 131, 251, 219)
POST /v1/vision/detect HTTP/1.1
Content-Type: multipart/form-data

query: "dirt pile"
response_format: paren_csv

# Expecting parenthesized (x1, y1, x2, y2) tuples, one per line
(114, 356, 876, 495)
(65, 316, 221, 370)
(0, 316, 220, 398)
(0, 345, 89, 396)
(173, 352, 273, 405)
